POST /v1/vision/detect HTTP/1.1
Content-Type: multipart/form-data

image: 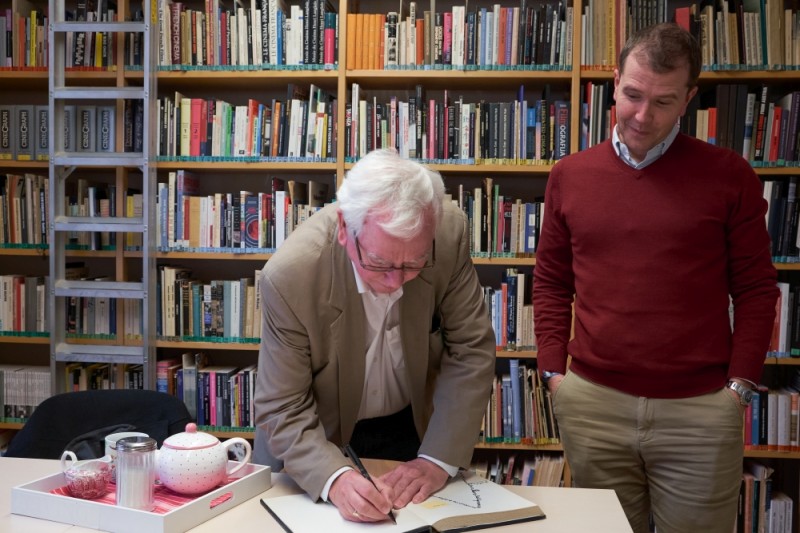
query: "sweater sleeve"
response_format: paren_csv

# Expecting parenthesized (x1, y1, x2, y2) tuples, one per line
(726, 155, 779, 383)
(532, 163, 575, 375)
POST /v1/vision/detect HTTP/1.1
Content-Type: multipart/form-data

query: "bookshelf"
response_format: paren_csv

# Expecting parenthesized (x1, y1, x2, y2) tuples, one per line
(0, 0, 799, 517)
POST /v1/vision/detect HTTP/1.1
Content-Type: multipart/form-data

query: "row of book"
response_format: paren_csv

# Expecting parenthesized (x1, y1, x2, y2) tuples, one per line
(689, 85, 800, 165)
(157, 266, 261, 341)
(583, 0, 800, 70)
(0, 275, 49, 334)
(484, 268, 536, 352)
(160, 352, 258, 429)
(482, 360, 560, 446)
(581, 81, 800, 166)
(454, 178, 543, 258)
(763, 179, 800, 265)
(2, 171, 542, 257)
(737, 461, 794, 533)
(347, 83, 570, 163)
(62, 262, 118, 337)
(0, 174, 48, 247)
(0, 106, 49, 162)
(0, 2, 125, 70)
(744, 370, 800, 452)
(64, 361, 147, 393)
(158, 84, 336, 160)
(0, 174, 146, 250)
(345, 2, 573, 70)
(0, 365, 50, 420)
(157, 0, 337, 68)
(682, 0, 799, 69)
(3, 84, 797, 167)
(156, 173, 330, 252)
(0, 102, 141, 161)
(472, 453, 565, 487)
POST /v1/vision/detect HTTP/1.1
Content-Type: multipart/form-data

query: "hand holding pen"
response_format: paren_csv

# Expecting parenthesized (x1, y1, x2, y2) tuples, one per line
(342, 444, 397, 524)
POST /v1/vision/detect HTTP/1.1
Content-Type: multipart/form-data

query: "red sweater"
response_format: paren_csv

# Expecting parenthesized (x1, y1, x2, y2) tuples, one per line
(533, 134, 779, 398)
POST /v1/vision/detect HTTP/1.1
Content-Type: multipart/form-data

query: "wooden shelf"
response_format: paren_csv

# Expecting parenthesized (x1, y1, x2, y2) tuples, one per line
(497, 350, 537, 359)
(199, 426, 255, 440)
(0, 335, 48, 344)
(474, 442, 563, 452)
(579, 68, 800, 82)
(153, 68, 339, 90)
(472, 256, 536, 266)
(744, 449, 800, 459)
(345, 68, 573, 90)
(764, 357, 800, 365)
(156, 339, 259, 351)
(156, 160, 338, 172)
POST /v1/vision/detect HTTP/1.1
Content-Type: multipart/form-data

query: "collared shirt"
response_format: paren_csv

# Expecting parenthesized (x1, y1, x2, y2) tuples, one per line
(612, 123, 680, 169)
(320, 262, 458, 501)
(352, 268, 409, 420)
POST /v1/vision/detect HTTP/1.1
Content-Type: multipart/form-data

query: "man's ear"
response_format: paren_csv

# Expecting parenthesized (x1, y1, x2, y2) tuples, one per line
(336, 209, 348, 246)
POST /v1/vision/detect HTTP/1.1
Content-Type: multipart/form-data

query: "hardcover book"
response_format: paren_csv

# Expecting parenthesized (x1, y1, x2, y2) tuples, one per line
(33, 105, 48, 161)
(0, 105, 15, 160)
(15, 105, 34, 161)
(261, 471, 545, 533)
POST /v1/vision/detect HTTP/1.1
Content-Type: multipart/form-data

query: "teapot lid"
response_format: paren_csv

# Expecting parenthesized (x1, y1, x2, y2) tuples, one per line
(162, 423, 220, 450)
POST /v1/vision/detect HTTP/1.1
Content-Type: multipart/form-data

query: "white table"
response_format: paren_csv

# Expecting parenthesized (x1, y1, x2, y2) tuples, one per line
(0, 457, 632, 532)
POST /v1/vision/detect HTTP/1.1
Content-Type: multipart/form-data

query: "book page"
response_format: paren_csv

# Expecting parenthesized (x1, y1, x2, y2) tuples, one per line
(261, 471, 544, 533)
(261, 495, 430, 533)
(405, 471, 544, 531)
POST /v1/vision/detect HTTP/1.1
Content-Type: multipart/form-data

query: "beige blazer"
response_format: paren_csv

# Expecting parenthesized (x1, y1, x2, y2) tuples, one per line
(253, 201, 496, 500)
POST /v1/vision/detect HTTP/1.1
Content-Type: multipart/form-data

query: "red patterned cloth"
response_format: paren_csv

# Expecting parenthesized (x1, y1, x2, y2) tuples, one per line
(50, 479, 235, 514)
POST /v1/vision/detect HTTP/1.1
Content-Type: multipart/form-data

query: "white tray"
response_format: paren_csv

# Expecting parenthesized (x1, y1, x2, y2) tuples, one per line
(11, 462, 271, 533)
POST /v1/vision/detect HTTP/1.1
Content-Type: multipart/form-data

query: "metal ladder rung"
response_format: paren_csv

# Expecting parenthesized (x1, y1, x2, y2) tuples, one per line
(52, 152, 146, 167)
(55, 216, 145, 233)
(52, 86, 145, 100)
(55, 279, 145, 299)
(52, 21, 145, 33)
(54, 343, 146, 364)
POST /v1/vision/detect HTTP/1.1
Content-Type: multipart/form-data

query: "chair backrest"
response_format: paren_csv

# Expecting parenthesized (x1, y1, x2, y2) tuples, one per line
(4, 389, 192, 459)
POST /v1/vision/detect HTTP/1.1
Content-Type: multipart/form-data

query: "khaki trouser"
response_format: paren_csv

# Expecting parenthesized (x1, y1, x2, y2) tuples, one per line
(553, 371, 743, 533)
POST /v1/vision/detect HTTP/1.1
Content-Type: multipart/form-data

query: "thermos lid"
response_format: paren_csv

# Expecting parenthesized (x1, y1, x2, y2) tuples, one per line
(116, 436, 157, 453)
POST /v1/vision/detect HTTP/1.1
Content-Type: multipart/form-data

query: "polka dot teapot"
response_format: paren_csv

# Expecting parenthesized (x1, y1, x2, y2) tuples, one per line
(156, 423, 252, 495)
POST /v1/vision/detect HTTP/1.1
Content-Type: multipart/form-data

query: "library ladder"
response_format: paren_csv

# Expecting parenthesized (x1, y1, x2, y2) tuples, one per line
(46, 0, 158, 391)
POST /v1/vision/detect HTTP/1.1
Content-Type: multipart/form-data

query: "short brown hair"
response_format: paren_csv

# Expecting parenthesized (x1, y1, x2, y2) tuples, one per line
(618, 23, 701, 88)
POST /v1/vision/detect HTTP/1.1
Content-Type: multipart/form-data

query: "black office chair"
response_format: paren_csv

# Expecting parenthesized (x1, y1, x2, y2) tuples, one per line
(4, 389, 192, 459)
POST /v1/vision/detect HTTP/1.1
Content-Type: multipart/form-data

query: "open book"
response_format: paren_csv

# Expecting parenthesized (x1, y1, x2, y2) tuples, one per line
(260, 471, 545, 533)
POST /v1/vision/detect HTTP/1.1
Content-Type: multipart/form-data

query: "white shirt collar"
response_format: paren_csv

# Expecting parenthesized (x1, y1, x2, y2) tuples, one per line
(613, 123, 680, 169)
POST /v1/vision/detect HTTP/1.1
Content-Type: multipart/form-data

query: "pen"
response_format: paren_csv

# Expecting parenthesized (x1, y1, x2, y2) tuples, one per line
(343, 443, 397, 525)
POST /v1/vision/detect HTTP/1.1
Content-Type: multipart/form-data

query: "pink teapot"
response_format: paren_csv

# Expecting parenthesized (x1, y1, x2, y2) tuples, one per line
(156, 423, 252, 495)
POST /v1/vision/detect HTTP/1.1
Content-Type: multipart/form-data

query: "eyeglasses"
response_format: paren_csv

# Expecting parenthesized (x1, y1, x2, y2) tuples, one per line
(355, 237, 436, 273)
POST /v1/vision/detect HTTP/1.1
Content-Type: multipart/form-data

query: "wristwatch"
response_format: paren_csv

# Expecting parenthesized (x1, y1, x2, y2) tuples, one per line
(541, 371, 563, 385)
(726, 380, 754, 406)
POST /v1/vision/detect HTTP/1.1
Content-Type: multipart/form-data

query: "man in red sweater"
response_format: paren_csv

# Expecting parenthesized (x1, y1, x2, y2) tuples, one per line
(533, 23, 778, 533)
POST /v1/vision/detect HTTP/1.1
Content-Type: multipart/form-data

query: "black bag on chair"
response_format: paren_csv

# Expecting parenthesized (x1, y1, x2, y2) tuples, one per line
(5, 389, 192, 459)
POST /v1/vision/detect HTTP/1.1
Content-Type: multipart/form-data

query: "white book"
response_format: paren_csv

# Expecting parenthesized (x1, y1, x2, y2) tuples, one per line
(274, 190, 287, 248)
(408, 2, 417, 66)
(238, 7, 249, 65)
(234, 105, 249, 157)
(230, 279, 241, 338)
(358, 99, 368, 158)
(261, 471, 544, 533)
(451, 6, 465, 66)
(230, 8, 239, 66)
(251, 0, 262, 64)
(167, 171, 177, 248)
(491, 4, 500, 65)
(460, 101, 471, 159)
